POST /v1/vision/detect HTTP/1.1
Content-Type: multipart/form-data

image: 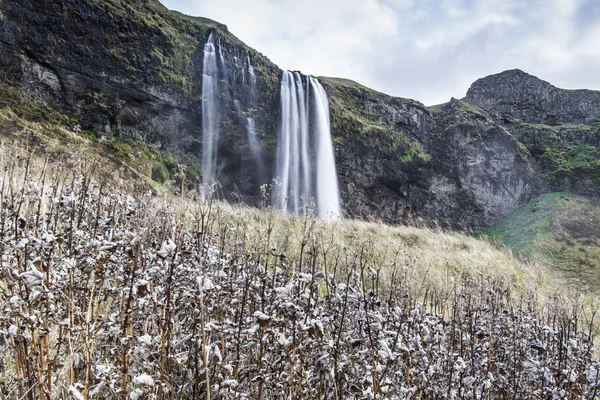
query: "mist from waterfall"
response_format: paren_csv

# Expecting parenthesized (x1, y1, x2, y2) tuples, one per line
(202, 33, 219, 189)
(275, 71, 341, 220)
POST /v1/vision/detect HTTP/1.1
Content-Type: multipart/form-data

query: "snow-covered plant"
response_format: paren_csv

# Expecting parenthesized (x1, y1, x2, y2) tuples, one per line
(0, 148, 598, 399)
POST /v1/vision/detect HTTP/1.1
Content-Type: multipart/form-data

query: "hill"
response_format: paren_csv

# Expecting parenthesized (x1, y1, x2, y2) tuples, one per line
(487, 192, 600, 290)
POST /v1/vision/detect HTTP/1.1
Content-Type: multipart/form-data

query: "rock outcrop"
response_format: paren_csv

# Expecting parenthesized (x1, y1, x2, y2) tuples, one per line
(1, 0, 598, 228)
(324, 78, 538, 227)
(464, 69, 600, 125)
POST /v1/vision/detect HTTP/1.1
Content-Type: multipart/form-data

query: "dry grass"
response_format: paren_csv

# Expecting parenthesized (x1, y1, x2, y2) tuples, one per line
(0, 128, 591, 314)
(210, 199, 551, 301)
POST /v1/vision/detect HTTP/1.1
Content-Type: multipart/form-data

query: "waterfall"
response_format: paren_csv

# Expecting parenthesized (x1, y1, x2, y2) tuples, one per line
(248, 53, 257, 94)
(233, 99, 262, 165)
(275, 71, 341, 220)
(276, 71, 310, 214)
(310, 77, 341, 220)
(202, 33, 219, 189)
(200, 34, 340, 218)
(245, 54, 260, 158)
(217, 36, 228, 77)
(243, 53, 264, 178)
(245, 117, 262, 157)
(276, 72, 293, 212)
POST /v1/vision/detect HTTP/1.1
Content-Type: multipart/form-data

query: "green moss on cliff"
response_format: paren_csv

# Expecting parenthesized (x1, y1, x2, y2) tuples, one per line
(78, 0, 280, 98)
(456, 101, 489, 119)
(0, 82, 178, 186)
(517, 122, 600, 181)
(90, 134, 183, 184)
(399, 139, 431, 165)
(0, 85, 74, 127)
(323, 77, 430, 164)
(543, 144, 600, 181)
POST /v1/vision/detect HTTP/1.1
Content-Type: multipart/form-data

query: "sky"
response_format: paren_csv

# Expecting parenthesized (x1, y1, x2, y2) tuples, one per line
(160, 0, 600, 106)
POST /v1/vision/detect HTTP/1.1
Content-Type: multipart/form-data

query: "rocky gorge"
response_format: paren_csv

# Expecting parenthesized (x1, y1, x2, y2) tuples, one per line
(1, 0, 599, 228)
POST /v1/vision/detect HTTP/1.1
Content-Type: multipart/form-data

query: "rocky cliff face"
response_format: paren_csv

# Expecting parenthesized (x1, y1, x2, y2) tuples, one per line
(462, 70, 600, 200)
(0, 0, 282, 203)
(1, 0, 599, 228)
(465, 69, 600, 125)
(324, 78, 539, 227)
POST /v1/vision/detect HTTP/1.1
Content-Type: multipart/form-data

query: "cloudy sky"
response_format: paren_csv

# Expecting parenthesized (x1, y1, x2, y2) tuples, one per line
(160, 0, 600, 106)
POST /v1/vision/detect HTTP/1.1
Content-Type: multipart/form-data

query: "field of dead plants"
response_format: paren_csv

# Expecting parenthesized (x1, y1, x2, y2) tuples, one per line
(1, 143, 600, 399)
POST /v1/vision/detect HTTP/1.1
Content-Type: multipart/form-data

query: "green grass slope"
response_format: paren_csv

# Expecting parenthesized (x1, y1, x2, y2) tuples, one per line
(486, 192, 600, 290)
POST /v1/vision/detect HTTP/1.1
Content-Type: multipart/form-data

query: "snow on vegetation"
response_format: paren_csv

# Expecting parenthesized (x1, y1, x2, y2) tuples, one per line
(0, 147, 599, 399)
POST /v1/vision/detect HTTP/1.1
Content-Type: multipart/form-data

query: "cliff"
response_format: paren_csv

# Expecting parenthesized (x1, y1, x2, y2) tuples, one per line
(1, 0, 599, 228)
(0, 0, 282, 202)
(464, 69, 600, 125)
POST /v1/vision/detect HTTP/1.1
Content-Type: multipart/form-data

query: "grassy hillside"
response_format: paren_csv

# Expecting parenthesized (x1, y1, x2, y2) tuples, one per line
(0, 103, 183, 191)
(486, 192, 600, 290)
(0, 104, 550, 299)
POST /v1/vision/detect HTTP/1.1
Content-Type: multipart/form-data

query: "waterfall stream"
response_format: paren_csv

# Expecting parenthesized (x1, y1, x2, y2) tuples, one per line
(201, 34, 341, 219)
(244, 53, 263, 173)
(275, 71, 341, 220)
(310, 77, 341, 220)
(201, 33, 219, 189)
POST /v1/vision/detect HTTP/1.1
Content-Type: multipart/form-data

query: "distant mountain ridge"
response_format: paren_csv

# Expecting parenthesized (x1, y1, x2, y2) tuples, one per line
(464, 69, 600, 125)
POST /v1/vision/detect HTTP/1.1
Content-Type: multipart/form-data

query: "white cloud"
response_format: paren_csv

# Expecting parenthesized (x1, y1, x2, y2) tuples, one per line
(160, 0, 600, 105)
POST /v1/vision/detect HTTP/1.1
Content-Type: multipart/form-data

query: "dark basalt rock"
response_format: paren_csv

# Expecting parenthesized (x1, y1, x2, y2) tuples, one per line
(464, 69, 600, 125)
(325, 82, 540, 228)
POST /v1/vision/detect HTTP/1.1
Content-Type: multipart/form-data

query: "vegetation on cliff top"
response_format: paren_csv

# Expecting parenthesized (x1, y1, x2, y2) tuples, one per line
(322, 77, 431, 165)
(2, 0, 279, 99)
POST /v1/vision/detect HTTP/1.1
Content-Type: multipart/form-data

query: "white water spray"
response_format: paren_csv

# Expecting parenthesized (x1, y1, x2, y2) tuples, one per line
(248, 53, 257, 92)
(202, 33, 219, 189)
(310, 77, 341, 220)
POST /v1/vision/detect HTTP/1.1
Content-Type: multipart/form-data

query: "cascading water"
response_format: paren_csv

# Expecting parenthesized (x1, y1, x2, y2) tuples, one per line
(245, 117, 262, 158)
(276, 71, 310, 214)
(310, 77, 341, 220)
(234, 99, 261, 162)
(248, 53, 257, 92)
(201, 34, 340, 218)
(244, 54, 262, 168)
(217, 36, 228, 77)
(275, 71, 341, 220)
(201, 33, 219, 189)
